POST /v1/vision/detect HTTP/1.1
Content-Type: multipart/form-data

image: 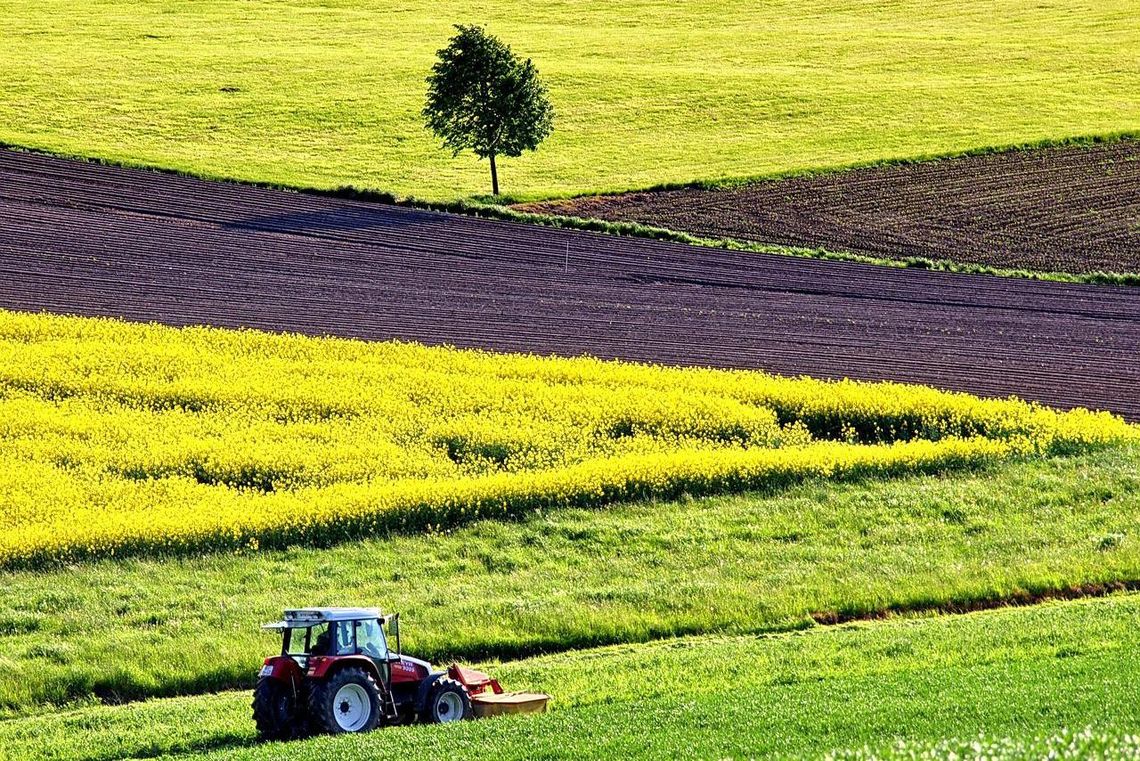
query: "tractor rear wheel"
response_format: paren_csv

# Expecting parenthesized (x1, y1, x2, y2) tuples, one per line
(307, 666, 383, 735)
(424, 677, 473, 723)
(252, 676, 305, 740)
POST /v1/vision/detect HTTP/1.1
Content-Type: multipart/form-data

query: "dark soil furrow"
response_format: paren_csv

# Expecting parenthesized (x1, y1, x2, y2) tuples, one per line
(519, 140, 1140, 275)
(1, 149, 1138, 419)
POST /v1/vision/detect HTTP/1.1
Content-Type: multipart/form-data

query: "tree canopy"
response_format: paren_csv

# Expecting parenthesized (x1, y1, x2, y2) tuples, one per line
(424, 25, 554, 196)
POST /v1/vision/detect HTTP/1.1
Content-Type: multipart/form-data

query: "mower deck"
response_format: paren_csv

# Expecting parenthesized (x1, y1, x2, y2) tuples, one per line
(471, 691, 551, 718)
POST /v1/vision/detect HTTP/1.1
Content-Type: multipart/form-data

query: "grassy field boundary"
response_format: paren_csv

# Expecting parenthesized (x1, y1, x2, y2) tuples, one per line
(3, 133, 1139, 285)
(808, 577, 1140, 625)
(410, 196, 1140, 287)
(501, 130, 1140, 200)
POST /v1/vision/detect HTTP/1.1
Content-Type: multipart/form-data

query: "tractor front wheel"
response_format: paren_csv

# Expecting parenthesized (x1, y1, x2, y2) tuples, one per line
(307, 667, 383, 735)
(424, 678, 473, 724)
(252, 676, 305, 741)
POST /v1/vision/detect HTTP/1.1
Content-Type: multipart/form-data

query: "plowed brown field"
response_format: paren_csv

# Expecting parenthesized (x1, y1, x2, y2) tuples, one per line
(1, 149, 1138, 419)
(519, 141, 1140, 275)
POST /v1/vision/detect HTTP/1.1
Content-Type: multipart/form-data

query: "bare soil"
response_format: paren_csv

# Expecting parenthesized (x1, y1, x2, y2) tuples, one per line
(519, 141, 1140, 275)
(1, 149, 1138, 419)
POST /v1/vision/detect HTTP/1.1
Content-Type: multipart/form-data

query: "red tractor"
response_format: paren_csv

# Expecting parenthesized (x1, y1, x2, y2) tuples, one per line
(253, 608, 547, 739)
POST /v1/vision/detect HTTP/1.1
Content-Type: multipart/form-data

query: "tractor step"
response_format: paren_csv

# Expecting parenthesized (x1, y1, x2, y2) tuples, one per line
(381, 685, 399, 720)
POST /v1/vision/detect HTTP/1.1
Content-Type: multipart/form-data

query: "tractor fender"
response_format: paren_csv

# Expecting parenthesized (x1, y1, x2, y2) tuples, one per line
(413, 671, 449, 713)
(261, 655, 304, 688)
(309, 654, 384, 685)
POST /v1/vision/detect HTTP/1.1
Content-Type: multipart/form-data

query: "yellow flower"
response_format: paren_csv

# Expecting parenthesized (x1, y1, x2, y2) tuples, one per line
(0, 309, 1133, 567)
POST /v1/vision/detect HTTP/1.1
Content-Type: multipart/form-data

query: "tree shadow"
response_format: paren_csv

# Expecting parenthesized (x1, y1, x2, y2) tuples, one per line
(221, 204, 445, 241)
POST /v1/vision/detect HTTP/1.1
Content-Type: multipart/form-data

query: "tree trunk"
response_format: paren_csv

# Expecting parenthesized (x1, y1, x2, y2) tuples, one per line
(489, 153, 499, 196)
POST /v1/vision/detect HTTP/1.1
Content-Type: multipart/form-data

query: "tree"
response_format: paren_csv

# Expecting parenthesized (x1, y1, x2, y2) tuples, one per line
(423, 25, 554, 196)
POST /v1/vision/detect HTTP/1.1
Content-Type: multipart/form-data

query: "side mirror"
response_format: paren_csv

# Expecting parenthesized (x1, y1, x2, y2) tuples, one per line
(392, 613, 401, 657)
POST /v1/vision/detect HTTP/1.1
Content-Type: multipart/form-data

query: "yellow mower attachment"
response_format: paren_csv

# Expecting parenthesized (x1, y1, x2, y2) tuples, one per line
(447, 664, 551, 717)
(471, 691, 551, 718)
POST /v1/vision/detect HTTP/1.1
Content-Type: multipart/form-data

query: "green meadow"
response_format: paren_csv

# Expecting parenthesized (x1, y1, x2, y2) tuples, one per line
(2, 0, 1137, 200)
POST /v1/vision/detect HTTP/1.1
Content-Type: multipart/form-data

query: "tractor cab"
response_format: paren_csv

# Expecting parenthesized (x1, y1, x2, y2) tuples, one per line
(264, 608, 400, 674)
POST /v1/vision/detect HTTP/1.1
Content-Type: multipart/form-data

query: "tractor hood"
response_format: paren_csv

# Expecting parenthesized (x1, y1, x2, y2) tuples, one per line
(399, 654, 432, 670)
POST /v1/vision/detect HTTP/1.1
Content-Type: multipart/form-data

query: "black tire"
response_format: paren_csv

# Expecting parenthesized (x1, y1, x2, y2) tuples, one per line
(423, 678, 473, 724)
(307, 666, 383, 735)
(251, 676, 305, 741)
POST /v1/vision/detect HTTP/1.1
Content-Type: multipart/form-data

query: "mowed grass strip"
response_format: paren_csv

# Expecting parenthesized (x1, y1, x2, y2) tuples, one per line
(2, 0, 1137, 200)
(0, 446, 1137, 716)
(5, 592, 1140, 761)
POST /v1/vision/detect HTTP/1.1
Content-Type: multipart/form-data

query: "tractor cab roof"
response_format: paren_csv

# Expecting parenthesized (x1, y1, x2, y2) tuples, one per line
(262, 607, 396, 630)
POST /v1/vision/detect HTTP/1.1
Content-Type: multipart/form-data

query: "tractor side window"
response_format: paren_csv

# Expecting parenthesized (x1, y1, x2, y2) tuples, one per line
(333, 621, 355, 655)
(355, 619, 387, 659)
(306, 624, 332, 655)
(284, 627, 310, 655)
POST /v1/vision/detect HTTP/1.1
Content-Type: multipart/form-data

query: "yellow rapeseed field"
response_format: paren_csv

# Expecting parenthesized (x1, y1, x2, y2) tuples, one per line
(0, 310, 1133, 567)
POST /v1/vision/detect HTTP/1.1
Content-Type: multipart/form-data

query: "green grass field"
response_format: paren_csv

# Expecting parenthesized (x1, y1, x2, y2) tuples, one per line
(2, 0, 1137, 200)
(6, 592, 1140, 760)
(2, 445, 1137, 719)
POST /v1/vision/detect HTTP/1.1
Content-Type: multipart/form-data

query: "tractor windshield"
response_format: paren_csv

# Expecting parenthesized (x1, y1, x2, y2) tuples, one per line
(355, 618, 388, 658)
